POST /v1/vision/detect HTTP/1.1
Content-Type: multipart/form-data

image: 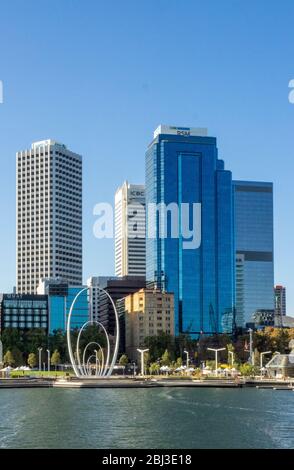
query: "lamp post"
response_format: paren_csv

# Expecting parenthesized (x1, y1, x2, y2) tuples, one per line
(248, 328, 254, 365)
(0, 339, 3, 369)
(137, 348, 149, 376)
(184, 350, 189, 368)
(38, 347, 42, 372)
(94, 349, 99, 376)
(228, 350, 234, 367)
(260, 351, 272, 375)
(207, 348, 226, 375)
(46, 349, 50, 373)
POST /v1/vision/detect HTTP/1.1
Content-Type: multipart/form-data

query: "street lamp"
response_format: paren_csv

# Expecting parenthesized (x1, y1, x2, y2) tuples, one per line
(207, 348, 226, 375)
(0, 339, 3, 369)
(137, 348, 149, 376)
(248, 328, 254, 365)
(46, 349, 50, 373)
(38, 347, 42, 372)
(94, 349, 98, 376)
(228, 350, 234, 367)
(260, 351, 272, 375)
(184, 350, 189, 368)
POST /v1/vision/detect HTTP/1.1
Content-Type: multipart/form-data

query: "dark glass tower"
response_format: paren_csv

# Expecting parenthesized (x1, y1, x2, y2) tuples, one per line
(233, 181, 274, 326)
(145, 125, 235, 335)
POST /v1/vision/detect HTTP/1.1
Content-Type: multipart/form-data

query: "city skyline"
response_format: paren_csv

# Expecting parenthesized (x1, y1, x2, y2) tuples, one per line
(0, 1, 293, 313)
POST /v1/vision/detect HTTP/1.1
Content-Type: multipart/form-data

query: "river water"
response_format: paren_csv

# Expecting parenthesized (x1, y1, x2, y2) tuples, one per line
(0, 388, 293, 448)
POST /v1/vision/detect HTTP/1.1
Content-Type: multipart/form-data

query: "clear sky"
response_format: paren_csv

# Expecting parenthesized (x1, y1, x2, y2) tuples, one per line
(0, 0, 293, 313)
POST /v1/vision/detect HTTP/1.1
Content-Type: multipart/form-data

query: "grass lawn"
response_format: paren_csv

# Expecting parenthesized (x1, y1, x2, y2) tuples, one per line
(10, 370, 74, 378)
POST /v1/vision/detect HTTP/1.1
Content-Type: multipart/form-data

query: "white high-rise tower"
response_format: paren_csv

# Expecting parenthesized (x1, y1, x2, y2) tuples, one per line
(16, 139, 83, 294)
(115, 181, 146, 277)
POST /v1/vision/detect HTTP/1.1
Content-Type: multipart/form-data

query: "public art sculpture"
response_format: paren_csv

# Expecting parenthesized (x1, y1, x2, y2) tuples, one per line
(66, 287, 120, 378)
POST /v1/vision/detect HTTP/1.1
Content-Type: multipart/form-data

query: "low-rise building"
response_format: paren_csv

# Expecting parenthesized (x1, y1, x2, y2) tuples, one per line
(266, 340, 294, 378)
(251, 309, 275, 328)
(124, 288, 174, 361)
(0, 293, 48, 333)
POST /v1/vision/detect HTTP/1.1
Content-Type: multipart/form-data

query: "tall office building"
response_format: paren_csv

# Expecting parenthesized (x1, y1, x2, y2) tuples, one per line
(275, 285, 286, 317)
(16, 140, 83, 294)
(146, 125, 235, 335)
(115, 181, 146, 277)
(233, 181, 274, 326)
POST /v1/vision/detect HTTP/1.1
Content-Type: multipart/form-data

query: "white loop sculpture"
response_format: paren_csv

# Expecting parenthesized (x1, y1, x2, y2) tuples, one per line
(76, 320, 110, 377)
(66, 286, 120, 379)
(81, 342, 104, 376)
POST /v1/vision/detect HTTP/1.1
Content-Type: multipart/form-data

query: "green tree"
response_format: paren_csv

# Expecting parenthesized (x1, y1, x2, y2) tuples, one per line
(175, 357, 183, 367)
(3, 350, 15, 367)
(144, 333, 175, 362)
(149, 362, 160, 375)
(24, 328, 47, 357)
(48, 329, 67, 362)
(12, 348, 23, 367)
(27, 353, 37, 369)
(119, 354, 128, 375)
(2, 329, 23, 353)
(161, 349, 171, 366)
(51, 350, 61, 371)
(119, 354, 128, 366)
(239, 363, 256, 377)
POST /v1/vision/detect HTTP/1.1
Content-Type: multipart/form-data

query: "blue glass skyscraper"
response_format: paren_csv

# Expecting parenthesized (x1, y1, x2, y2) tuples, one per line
(145, 125, 235, 335)
(233, 181, 274, 326)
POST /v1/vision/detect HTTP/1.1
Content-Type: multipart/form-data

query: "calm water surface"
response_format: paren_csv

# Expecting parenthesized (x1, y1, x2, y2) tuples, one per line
(0, 388, 293, 448)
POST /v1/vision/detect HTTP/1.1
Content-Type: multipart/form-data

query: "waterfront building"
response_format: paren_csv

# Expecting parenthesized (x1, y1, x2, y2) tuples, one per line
(87, 276, 118, 322)
(115, 181, 146, 277)
(37, 278, 89, 333)
(266, 339, 294, 378)
(16, 140, 83, 294)
(275, 285, 286, 317)
(233, 181, 274, 326)
(124, 288, 174, 361)
(0, 293, 48, 333)
(145, 125, 235, 335)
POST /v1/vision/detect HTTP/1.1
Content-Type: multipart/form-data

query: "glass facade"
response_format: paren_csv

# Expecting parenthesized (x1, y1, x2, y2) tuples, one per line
(146, 130, 235, 335)
(48, 286, 89, 333)
(233, 181, 274, 326)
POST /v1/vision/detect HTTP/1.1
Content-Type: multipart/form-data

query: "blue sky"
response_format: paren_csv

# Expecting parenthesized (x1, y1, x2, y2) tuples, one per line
(0, 0, 293, 313)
